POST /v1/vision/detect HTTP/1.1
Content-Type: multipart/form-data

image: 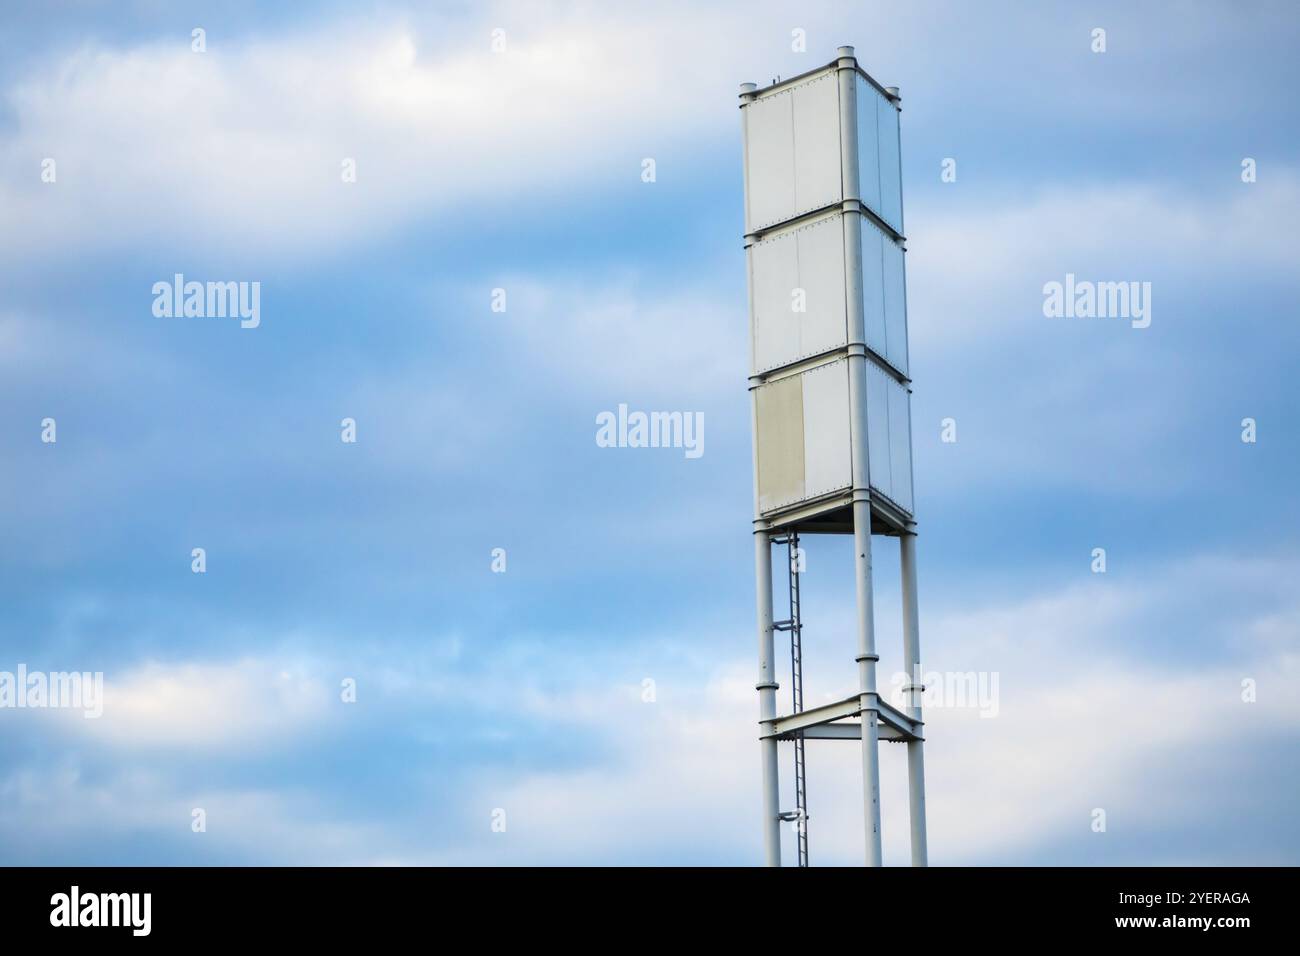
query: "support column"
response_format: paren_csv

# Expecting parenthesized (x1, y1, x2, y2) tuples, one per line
(900, 531, 929, 866)
(742, 74, 779, 864)
(852, 497, 883, 867)
(837, 44, 884, 868)
(754, 523, 781, 866)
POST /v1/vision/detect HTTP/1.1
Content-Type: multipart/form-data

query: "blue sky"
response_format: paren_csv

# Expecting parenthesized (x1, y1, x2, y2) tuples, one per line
(1, 0, 1298, 865)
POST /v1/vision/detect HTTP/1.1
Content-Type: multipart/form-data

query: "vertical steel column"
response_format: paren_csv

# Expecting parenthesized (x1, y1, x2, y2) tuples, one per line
(755, 522, 781, 866)
(900, 531, 929, 866)
(836, 45, 883, 867)
(740, 78, 782, 868)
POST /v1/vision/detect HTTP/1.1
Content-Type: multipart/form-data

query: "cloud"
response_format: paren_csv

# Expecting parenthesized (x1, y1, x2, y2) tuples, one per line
(3, 0, 1289, 274)
(907, 175, 1300, 356)
(2, 0, 1298, 868)
(452, 551, 1300, 865)
(2, 550, 1296, 865)
(896, 172, 1300, 503)
(0, 5, 769, 267)
(49, 658, 336, 752)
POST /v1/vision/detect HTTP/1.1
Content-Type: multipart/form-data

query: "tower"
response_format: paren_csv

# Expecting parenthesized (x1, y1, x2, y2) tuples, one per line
(740, 46, 928, 867)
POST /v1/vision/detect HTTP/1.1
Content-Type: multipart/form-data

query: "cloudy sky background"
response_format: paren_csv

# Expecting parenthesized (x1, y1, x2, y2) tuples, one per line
(1, 0, 1298, 865)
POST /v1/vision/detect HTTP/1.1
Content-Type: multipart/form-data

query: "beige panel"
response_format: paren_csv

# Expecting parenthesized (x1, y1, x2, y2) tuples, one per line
(755, 375, 805, 513)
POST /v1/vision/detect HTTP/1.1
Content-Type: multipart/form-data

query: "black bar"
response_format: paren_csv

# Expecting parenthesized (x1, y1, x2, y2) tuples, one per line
(0, 866, 1282, 942)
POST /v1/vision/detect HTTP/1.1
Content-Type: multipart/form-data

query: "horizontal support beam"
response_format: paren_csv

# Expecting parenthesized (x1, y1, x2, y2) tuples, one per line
(759, 492, 914, 537)
(805, 722, 917, 742)
(802, 723, 865, 740)
(763, 694, 923, 743)
(764, 695, 862, 739)
(877, 696, 924, 742)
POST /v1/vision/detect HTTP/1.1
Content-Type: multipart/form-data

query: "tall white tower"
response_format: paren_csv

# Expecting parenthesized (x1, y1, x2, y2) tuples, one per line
(740, 46, 928, 867)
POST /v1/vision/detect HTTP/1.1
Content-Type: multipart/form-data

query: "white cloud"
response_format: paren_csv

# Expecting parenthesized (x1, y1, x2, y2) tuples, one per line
(4, 552, 1297, 864)
(2, 0, 1298, 867)
(907, 176, 1300, 356)
(50, 658, 335, 752)
(455, 551, 1300, 865)
(0, 5, 774, 266)
(1, 0, 1282, 275)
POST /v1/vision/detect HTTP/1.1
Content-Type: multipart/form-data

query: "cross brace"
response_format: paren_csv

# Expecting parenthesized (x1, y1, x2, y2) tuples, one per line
(760, 693, 923, 743)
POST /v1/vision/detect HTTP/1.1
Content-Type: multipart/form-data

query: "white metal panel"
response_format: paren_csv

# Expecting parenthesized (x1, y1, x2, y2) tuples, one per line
(877, 94, 903, 234)
(887, 378, 914, 514)
(796, 214, 848, 360)
(860, 217, 887, 362)
(749, 212, 848, 373)
(882, 234, 909, 375)
(745, 70, 902, 236)
(791, 73, 842, 219)
(744, 61, 915, 525)
(750, 231, 800, 372)
(854, 76, 881, 219)
(744, 89, 795, 232)
(801, 359, 852, 499)
(865, 361, 892, 502)
(855, 76, 904, 236)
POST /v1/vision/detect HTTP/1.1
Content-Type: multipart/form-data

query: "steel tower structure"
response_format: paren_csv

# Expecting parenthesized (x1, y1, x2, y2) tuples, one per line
(740, 46, 928, 867)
